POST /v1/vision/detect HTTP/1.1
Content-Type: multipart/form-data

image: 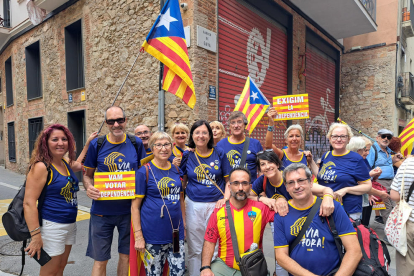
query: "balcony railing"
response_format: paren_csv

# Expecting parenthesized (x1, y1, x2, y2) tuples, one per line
(399, 72, 414, 105)
(360, 0, 376, 22)
(402, 0, 414, 37)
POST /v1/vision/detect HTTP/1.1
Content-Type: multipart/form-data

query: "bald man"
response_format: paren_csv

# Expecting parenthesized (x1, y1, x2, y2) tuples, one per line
(135, 125, 152, 155)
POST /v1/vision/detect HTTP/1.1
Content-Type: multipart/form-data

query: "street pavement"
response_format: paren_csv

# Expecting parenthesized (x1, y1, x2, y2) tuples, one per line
(0, 165, 397, 275)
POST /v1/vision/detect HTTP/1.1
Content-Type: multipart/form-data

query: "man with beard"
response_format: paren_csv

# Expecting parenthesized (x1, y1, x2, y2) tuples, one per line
(200, 167, 275, 276)
(83, 106, 146, 276)
(367, 129, 404, 225)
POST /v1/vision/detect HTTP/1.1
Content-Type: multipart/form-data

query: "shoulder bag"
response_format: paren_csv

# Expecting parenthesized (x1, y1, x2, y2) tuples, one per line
(385, 165, 414, 256)
(239, 137, 250, 168)
(226, 201, 267, 276)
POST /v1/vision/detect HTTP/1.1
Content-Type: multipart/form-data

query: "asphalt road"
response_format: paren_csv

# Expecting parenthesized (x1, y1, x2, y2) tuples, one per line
(0, 165, 397, 276)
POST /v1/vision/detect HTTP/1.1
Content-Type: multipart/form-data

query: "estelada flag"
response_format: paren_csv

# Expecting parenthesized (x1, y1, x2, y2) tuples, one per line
(141, 0, 196, 109)
(128, 224, 170, 276)
(400, 117, 414, 156)
(234, 76, 270, 134)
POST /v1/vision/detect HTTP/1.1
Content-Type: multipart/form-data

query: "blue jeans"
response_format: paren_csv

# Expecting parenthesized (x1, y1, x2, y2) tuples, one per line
(144, 240, 185, 276)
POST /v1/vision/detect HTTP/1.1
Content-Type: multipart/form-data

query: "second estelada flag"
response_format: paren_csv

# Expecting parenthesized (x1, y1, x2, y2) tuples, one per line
(141, 0, 196, 109)
(234, 76, 270, 134)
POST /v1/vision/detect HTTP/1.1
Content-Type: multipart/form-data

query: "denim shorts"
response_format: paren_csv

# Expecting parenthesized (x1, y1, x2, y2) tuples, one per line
(86, 213, 131, 261)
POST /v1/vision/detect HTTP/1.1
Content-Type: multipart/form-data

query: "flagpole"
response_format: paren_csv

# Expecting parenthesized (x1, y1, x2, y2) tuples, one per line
(158, 0, 166, 132)
(97, 49, 143, 134)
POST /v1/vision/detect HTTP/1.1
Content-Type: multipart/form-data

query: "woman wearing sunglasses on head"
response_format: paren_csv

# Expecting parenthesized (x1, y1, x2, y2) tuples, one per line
(180, 120, 232, 276)
(265, 108, 318, 176)
(23, 124, 88, 275)
(250, 150, 335, 276)
(317, 123, 372, 220)
(132, 132, 186, 276)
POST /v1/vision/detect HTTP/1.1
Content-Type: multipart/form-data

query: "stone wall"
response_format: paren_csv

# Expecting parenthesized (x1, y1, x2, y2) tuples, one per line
(340, 44, 397, 138)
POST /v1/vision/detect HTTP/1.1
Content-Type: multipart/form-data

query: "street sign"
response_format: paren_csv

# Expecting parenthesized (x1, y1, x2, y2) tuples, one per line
(68, 93, 73, 103)
(209, 85, 216, 100)
(197, 25, 217, 52)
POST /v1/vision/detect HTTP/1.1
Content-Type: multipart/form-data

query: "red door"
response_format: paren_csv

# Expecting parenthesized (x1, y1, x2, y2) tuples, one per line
(218, 0, 288, 148)
(305, 43, 336, 161)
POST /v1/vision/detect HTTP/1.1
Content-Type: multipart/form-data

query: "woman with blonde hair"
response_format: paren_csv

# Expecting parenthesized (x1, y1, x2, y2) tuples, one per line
(265, 108, 318, 175)
(209, 121, 226, 146)
(169, 123, 190, 167)
(317, 123, 372, 219)
(132, 131, 186, 275)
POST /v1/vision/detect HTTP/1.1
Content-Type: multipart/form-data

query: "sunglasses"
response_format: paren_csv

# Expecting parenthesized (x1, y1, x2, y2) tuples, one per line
(257, 149, 274, 156)
(68, 176, 79, 192)
(106, 118, 126, 125)
(380, 134, 392, 140)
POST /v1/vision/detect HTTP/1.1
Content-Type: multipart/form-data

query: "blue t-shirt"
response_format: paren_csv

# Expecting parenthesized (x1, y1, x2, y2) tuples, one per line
(251, 174, 291, 200)
(41, 160, 79, 223)
(274, 198, 356, 276)
(216, 137, 263, 181)
(280, 149, 307, 172)
(168, 145, 185, 163)
(317, 151, 370, 214)
(84, 134, 146, 215)
(136, 161, 184, 244)
(366, 142, 393, 179)
(180, 147, 231, 202)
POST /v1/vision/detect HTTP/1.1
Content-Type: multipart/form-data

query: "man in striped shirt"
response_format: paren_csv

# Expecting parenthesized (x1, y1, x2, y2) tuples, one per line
(200, 167, 275, 276)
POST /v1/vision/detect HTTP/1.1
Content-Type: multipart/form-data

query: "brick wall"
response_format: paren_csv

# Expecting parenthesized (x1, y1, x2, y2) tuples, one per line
(340, 44, 397, 138)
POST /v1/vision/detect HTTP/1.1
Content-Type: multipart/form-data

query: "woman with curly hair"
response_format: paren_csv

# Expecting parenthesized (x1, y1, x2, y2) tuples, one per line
(23, 124, 94, 275)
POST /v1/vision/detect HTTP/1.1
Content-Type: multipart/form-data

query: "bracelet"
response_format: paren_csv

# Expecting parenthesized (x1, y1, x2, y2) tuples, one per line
(267, 126, 275, 132)
(200, 266, 211, 272)
(30, 226, 40, 233)
(257, 194, 263, 202)
(323, 194, 334, 199)
(134, 229, 142, 233)
(31, 232, 41, 238)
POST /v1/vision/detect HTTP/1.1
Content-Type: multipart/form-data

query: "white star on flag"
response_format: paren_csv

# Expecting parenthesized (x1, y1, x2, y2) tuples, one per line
(156, 8, 178, 31)
(251, 91, 259, 102)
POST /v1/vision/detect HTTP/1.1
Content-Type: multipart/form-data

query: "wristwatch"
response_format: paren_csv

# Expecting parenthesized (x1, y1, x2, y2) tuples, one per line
(200, 266, 211, 272)
(267, 126, 274, 132)
(257, 194, 263, 202)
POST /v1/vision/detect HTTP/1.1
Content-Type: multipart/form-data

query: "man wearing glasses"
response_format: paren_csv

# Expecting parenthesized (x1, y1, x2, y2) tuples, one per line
(367, 129, 403, 225)
(216, 111, 263, 181)
(135, 125, 152, 155)
(274, 163, 361, 276)
(83, 106, 146, 276)
(200, 167, 275, 276)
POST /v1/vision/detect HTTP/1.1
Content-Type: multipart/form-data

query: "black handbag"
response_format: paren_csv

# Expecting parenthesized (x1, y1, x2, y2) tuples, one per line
(226, 201, 268, 276)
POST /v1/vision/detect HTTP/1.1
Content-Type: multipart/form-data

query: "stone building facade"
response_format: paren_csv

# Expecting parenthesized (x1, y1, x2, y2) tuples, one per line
(1, 0, 345, 174)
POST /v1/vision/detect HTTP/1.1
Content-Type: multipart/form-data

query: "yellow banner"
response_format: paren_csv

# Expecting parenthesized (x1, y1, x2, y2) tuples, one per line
(94, 171, 136, 200)
(372, 202, 386, 210)
(273, 94, 309, 121)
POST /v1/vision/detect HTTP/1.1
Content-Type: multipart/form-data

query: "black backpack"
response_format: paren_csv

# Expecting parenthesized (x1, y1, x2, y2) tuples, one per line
(1, 162, 51, 276)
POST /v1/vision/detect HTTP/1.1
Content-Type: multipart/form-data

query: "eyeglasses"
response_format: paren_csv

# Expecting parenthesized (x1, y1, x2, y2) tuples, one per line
(68, 176, 79, 192)
(257, 149, 274, 156)
(230, 181, 250, 187)
(135, 130, 150, 136)
(285, 178, 310, 186)
(331, 135, 348, 141)
(106, 118, 126, 125)
(153, 143, 172, 150)
(380, 134, 392, 140)
(230, 120, 244, 126)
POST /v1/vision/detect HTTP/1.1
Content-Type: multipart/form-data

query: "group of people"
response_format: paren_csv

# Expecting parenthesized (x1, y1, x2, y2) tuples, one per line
(20, 105, 413, 276)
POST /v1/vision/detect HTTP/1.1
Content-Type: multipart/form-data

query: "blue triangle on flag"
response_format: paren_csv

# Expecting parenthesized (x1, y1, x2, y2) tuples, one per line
(249, 78, 269, 105)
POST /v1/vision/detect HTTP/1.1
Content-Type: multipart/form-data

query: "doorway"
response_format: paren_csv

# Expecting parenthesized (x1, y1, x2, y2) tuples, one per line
(68, 110, 85, 182)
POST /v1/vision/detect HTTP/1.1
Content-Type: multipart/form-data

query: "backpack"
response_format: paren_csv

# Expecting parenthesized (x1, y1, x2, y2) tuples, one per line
(327, 216, 391, 276)
(1, 162, 51, 276)
(97, 133, 139, 155)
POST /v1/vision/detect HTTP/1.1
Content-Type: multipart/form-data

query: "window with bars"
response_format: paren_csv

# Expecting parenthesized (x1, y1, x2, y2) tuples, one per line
(26, 41, 42, 100)
(5, 57, 13, 106)
(29, 117, 43, 156)
(8, 122, 15, 162)
(65, 20, 84, 91)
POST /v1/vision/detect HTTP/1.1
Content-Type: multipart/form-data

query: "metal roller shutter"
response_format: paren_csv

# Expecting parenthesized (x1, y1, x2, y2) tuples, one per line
(304, 43, 336, 161)
(218, 0, 288, 148)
